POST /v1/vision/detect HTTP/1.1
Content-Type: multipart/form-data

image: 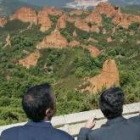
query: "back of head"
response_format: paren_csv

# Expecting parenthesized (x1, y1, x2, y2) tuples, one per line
(22, 83, 55, 122)
(99, 87, 124, 120)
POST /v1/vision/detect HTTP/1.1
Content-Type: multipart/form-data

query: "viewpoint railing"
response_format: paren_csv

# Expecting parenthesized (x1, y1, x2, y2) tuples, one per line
(0, 102, 140, 139)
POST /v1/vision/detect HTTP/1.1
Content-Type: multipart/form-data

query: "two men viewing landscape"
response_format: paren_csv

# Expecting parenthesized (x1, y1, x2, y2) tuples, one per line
(1, 83, 140, 140)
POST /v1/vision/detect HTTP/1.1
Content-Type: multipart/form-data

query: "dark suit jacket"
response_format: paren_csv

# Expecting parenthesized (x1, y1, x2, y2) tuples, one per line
(78, 117, 140, 140)
(1, 122, 74, 140)
(129, 115, 140, 123)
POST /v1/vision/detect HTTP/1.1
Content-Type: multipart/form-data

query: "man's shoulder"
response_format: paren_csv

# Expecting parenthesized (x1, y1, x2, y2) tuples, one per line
(1, 126, 74, 140)
(1, 126, 22, 139)
(2, 126, 21, 134)
(129, 115, 140, 123)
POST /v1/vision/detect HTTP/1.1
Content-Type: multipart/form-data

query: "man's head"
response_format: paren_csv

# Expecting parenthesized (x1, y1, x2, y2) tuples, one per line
(99, 87, 124, 120)
(22, 83, 56, 122)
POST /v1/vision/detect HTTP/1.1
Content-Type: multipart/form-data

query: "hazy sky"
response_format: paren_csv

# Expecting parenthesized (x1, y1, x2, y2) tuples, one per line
(66, 0, 108, 9)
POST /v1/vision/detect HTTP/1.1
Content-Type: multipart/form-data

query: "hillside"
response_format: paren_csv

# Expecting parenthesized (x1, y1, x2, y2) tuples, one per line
(0, 2, 140, 125)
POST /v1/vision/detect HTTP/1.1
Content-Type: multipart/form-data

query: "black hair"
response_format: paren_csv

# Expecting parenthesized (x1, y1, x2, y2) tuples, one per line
(99, 87, 124, 120)
(22, 83, 54, 122)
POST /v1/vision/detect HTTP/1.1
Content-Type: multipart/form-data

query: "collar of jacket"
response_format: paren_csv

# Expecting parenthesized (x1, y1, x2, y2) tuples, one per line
(25, 121, 53, 128)
(102, 116, 126, 127)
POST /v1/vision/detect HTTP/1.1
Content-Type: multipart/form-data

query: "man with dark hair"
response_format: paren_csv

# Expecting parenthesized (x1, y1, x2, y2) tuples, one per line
(1, 83, 74, 140)
(78, 87, 140, 140)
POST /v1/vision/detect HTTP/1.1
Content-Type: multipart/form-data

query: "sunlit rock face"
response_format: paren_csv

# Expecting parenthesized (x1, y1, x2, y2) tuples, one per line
(39, 6, 62, 16)
(36, 30, 68, 49)
(69, 40, 80, 47)
(56, 14, 67, 29)
(113, 14, 140, 29)
(3, 34, 11, 48)
(10, 7, 37, 24)
(75, 19, 100, 33)
(0, 17, 7, 27)
(84, 59, 120, 93)
(18, 51, 41, 69)
(86, 45, 101, 57)
(37, 8, 52, 32)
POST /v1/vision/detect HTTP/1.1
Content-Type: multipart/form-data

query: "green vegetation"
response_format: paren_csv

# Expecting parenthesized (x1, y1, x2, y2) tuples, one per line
(0, 14, 140, 126)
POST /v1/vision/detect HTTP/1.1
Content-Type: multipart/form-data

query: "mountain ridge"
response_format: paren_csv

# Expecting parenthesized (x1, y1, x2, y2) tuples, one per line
(19, 0, 140, 8)
(0, 0, 39, 17)
(1, 0, 140, 17)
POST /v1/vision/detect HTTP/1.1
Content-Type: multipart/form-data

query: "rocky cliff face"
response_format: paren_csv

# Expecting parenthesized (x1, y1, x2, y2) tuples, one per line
(0, 18, 7, 27)
(75, 19, 100, 33)
(36, 30, 68, 49)
(40, 6, 62, 16)
(75, 2, 140, 31)
(85, 12, 102, 25)
(69, 40, 80, 47)
(95, 2, 121, 18)
(37, 8, 52, 32)
(6, 2, 140, 33)
(86, 45, 101, 57)
(18, 51, 41, 68)
(113, 14, 140, 28)
(10, 7, 37, 24)
(85, 59, 120, 93)
(93, 2, 140, 28)
(56, 14, 67, 29)
(3, 34, 11, 48)
(10, 6, 63, 32)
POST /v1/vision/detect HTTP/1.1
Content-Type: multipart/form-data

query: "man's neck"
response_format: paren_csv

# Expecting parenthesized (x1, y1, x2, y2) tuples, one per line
(44, 117, 51, 122)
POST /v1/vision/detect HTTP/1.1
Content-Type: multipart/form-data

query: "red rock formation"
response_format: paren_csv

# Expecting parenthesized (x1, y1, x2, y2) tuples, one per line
(85, 2, 120, 27)
(88, 38, 98, 43)
(67, 16, 81, 23)
(86, 45, 100, 57)
(107, 36, 113, 42)
(36, 30, 68, 49)
(75, 20, 100, 33)
(73, 30, 78, 37)
(56, 14, 67, 29)
(112, 27, 116, 34)
(0, 18, 7, 27)
(11, 7, 37, 24)
(38, 9, 52, 32)
(3, 34, 11, 48)
(113, 14, 140, 28)
(18, 51, 41, 68)
(93, 2, 140, 28)
(75, 20, 89, 32)
(95, 2, 121, 18)
(102, 28, 107, 34)
(40, 6, 62, 16)
(69, 40, 80, 47)
(85, 59, 120, 93)
(86, 12, 102, 25)
(85, 2, 140, 29)
(90, 25, 100, 33)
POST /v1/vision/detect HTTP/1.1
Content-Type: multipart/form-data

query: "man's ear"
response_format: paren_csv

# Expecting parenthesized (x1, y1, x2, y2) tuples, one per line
(46, 108, 54, 117)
